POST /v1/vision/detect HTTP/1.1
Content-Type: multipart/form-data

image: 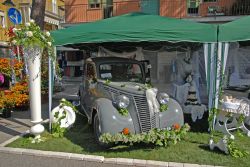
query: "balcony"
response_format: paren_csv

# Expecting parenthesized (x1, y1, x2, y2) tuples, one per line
(63, 0, 250, 24)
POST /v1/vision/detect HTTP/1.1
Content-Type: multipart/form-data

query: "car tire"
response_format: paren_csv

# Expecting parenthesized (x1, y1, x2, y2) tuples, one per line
(93, 113, 112, 148)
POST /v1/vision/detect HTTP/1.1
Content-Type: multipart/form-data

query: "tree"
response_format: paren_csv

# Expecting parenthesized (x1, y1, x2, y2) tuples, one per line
(30, 0, 46, 30)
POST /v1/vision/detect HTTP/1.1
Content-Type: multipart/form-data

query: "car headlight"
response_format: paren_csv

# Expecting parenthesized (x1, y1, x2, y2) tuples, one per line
(157, 93, 169, 105)
(116, 95, 130, 109)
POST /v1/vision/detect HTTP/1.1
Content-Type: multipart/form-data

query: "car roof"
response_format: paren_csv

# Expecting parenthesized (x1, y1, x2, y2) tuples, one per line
(87, 57, 141, 64)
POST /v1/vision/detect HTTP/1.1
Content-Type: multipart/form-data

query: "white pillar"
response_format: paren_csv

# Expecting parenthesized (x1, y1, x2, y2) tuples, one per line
(25, 46, 44, 141)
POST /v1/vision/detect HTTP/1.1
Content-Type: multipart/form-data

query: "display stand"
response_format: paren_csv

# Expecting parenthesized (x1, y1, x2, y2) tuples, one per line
(214, 98, 250, 139)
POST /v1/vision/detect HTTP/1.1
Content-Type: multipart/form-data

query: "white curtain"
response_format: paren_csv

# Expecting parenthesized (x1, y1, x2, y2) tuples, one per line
(204, 42, 229, 110)
(98, 46, 144, 60)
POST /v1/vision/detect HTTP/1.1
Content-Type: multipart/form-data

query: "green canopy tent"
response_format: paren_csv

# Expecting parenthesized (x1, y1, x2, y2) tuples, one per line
(52, 12, 217, 45)
(219, 15, 250, 42)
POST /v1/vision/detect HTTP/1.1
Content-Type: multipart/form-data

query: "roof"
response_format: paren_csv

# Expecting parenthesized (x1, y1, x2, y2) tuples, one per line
(51, 12, 218, 46)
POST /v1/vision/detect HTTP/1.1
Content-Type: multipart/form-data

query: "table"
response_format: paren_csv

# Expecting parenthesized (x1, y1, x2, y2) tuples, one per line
(183, 104, 207, 122)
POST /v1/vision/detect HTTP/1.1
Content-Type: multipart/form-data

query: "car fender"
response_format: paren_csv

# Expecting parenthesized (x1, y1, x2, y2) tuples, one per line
(158, 98, 184, 128)
(93, 98, 135, 135)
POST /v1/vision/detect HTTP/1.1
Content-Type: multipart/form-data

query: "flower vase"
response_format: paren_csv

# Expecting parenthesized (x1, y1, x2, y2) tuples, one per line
(24, 46, 44, 142)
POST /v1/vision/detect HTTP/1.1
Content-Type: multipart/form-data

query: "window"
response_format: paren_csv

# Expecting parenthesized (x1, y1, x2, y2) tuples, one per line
(99, 63, 143, 83)
(203, 0, 217, 2)
(52, 0, 58, 14)
(20, 6, 31, 23)
(89, 0, 101, 9)
(0, 11, 6, 28)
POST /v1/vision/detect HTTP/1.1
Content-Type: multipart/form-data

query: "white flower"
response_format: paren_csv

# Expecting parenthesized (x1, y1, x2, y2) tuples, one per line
(12, 28, 17, 32)
(26, 31, 33, 37)
(47, 42, 52, 46)
(45, 31, 50, 37)
(25, 22, 30, 26)
(12, 40, 17, 45)
(30, 19, 35, 23)
(135, 85, 140, 89)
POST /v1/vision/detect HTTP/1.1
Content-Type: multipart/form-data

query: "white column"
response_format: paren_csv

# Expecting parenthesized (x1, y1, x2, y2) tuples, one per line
(25, 46, 44, 142)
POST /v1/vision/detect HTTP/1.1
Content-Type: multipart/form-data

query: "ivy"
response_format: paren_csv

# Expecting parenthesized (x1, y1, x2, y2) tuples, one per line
(227, 137, 249, 158)
(160, 104, 168, 112)
(60, 98, 78, 113)
(52, 109, 67, 138)
(52, 99, 78, 138)
(118, 108, 129, 116)
(99, 123, 190, 146)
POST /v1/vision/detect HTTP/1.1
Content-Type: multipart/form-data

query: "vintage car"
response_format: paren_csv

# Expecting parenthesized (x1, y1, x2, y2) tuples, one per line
(79, 57, 184, 144)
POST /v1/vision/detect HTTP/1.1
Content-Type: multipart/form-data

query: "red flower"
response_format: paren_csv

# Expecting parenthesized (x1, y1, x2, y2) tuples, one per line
(172, 123, 181, 130)
(122, 128, 130, 135)
(5, 27, 15, 38)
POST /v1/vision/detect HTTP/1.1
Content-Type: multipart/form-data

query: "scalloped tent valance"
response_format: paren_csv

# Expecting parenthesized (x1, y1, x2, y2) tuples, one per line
(51, 12, 218, 46)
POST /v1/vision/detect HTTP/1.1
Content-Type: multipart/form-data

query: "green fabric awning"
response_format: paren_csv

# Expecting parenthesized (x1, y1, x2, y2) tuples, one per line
(52, 12, 217, 46)
(218, 16, 250, 42)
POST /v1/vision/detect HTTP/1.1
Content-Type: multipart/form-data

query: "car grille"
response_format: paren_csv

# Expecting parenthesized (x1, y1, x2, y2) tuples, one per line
(103, 85, 156, 133)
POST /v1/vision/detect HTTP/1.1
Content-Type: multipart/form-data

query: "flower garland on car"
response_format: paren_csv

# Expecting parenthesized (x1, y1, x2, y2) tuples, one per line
(99, 123, 190, 146)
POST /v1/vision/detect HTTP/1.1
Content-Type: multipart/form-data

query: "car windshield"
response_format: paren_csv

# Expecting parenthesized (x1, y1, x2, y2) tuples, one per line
(99, 63, 144, 83)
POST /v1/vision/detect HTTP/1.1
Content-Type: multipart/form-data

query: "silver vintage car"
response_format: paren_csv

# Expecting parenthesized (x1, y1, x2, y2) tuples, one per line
(79, 57, 184, 144)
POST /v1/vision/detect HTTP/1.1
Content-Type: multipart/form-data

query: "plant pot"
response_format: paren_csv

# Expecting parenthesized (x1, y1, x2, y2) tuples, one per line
(1, 109, 11, 118)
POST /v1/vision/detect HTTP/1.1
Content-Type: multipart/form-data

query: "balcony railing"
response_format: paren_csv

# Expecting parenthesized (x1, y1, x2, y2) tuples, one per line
(63, 0, 250, 24)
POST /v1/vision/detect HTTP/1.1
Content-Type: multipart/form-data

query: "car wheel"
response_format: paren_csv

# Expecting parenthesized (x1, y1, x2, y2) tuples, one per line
(93, 114, 112, 148)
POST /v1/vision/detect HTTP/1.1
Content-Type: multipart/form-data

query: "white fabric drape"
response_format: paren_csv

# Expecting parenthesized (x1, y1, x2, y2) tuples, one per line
(204, 42, 229, 110)
(98, 46, 144, 60)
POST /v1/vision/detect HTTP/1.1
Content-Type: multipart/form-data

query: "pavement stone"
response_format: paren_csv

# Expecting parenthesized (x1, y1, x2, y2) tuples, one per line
(184, 163, 201, 167)
(169, 162, 184, 167)
(116, 158, 134, 166)
(146, 160, 168, 167)
(133, 159, 147, 166)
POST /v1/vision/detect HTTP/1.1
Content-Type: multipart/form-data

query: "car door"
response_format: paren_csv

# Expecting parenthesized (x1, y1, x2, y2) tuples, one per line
(80, 61, 97, 118)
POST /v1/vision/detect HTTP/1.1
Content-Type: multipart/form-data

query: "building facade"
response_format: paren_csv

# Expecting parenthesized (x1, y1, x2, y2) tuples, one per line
(64, 0, 250, 25)
(0, 0, 65, 55)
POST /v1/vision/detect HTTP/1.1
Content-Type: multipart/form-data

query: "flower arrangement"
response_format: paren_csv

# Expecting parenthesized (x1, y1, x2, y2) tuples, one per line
(8, 20, 53, 55)
(0, 73, 4, 85)
(0, 58, 23, 78)
(0, 81, 29, 110)
(99, 123, 190, 146)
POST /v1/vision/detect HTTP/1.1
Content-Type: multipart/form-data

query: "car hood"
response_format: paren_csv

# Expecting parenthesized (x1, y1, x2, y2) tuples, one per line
(98, 80, 147, 95)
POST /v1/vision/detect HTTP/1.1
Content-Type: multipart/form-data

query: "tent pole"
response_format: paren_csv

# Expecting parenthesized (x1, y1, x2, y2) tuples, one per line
(49, 56, 52, 133)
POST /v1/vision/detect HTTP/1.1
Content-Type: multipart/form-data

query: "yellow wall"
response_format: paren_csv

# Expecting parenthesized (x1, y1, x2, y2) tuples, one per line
(0, 0, 64, 43)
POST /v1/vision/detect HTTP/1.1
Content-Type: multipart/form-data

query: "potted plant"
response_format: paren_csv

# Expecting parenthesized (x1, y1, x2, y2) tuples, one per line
(1, 96, 15, 118)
